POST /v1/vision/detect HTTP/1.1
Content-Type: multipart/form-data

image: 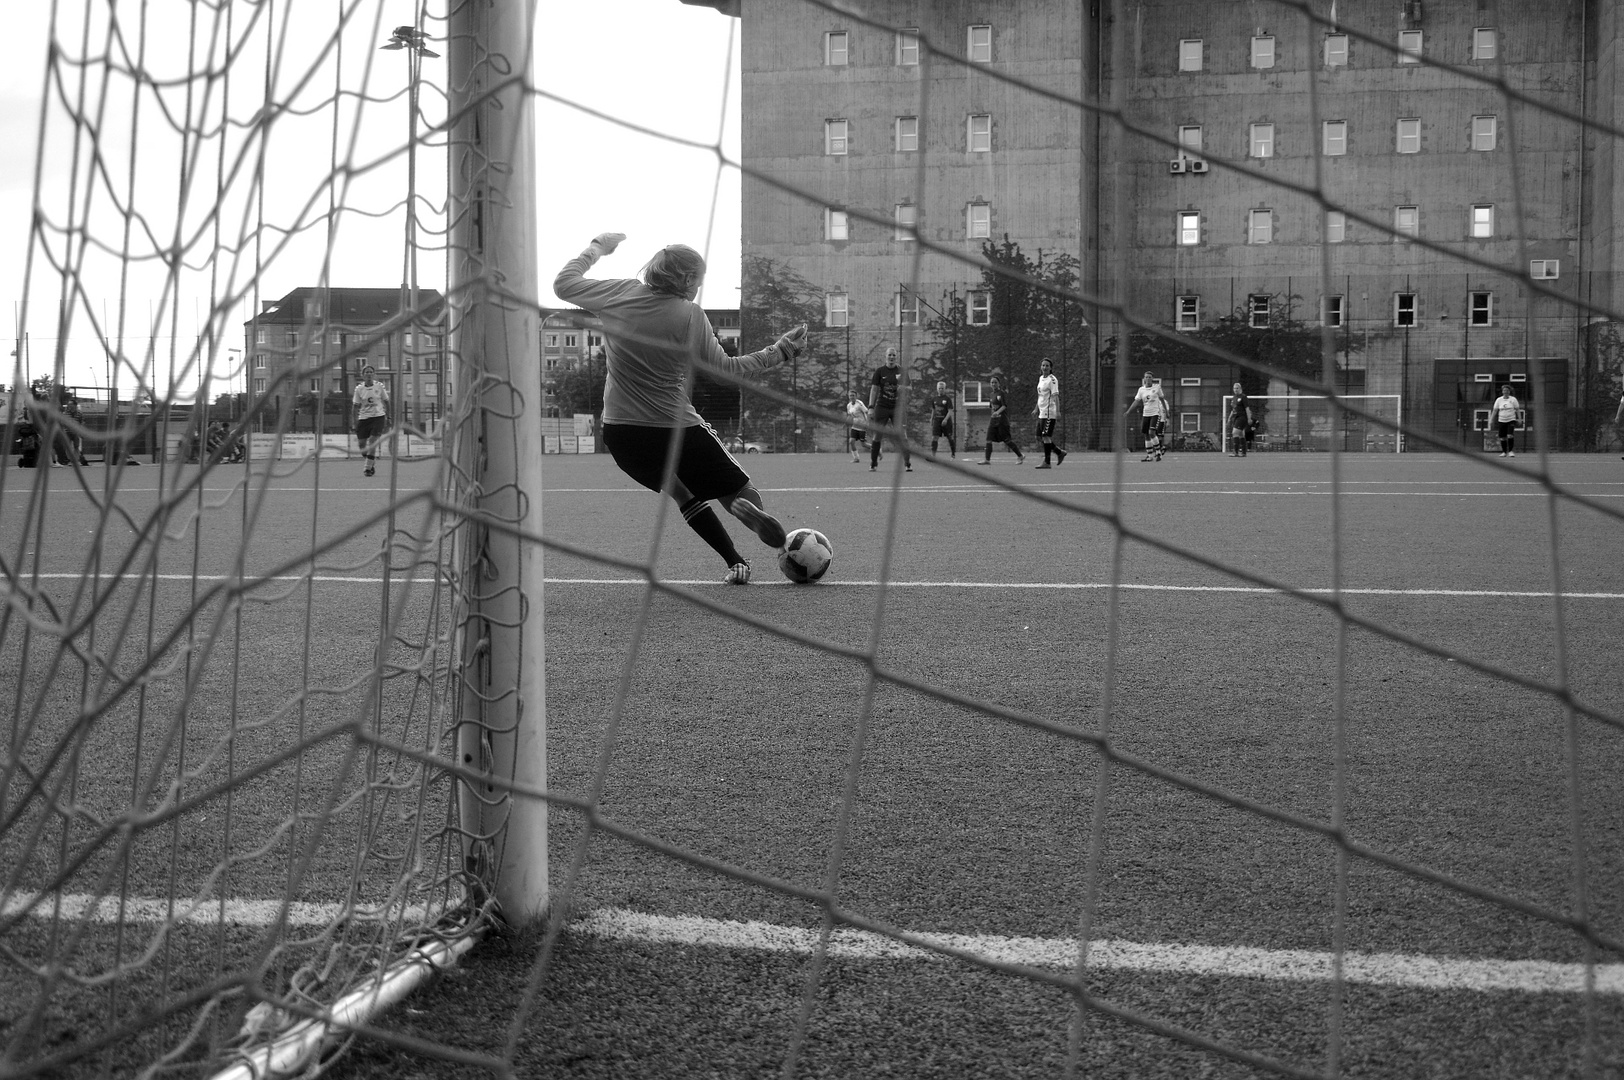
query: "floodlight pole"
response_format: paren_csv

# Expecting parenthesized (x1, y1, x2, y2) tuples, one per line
(448, 0, 547, 926)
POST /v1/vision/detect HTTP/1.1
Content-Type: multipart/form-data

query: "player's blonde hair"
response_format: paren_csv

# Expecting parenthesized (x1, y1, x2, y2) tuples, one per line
(641, 244, 706, 297)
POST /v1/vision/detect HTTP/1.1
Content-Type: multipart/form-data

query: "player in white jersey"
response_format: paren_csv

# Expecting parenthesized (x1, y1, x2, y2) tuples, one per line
(554, 232, 806, 584)
(845, 391, 870, 462)
(1126, 371, 1170, 461)
(1032, 358, 1066, 468)
(1489, 384, 1522, 457)
(352, 365, 390, 477)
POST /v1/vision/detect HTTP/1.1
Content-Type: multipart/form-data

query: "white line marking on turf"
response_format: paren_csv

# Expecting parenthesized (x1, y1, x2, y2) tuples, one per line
(573, 909, 1624, 995)
(12, 895, 1618, 995)
(15, 574, 1624, 600)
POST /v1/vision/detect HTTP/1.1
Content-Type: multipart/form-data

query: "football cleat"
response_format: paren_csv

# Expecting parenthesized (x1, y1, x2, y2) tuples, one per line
(727, 498, 787, 548)
(724, 562, 751, 585)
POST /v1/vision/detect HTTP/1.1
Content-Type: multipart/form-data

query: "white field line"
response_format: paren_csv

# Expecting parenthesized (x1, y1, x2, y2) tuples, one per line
(10, 894, 1619, 996)
(574, 908, 1624, 996)
(13, 574, 1624, 600)
(1, 892, 434, 927)
(543, 486, 1624, 498)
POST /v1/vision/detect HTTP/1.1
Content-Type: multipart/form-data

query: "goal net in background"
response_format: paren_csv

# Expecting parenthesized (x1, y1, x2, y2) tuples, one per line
(1, 0, 543, 1076)
(1221, 395, 1403, 453)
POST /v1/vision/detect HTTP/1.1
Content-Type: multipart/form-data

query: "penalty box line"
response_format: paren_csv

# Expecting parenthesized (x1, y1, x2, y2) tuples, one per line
(18, 574, 1624, 600)
(8, 894, 1618, 996)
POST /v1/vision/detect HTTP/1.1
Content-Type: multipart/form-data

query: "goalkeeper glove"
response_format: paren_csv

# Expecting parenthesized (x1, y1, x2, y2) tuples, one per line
(584, 232, 626, 260)
(775, 324, 807, 361)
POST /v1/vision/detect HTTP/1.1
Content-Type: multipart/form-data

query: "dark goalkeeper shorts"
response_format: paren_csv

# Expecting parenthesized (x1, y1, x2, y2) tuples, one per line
(603, 421, 749, 503)
(931, 416, 954, 438)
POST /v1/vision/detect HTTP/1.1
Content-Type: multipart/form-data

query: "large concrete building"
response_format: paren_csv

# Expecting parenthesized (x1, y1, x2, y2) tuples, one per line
(724, 0, 1624, 450)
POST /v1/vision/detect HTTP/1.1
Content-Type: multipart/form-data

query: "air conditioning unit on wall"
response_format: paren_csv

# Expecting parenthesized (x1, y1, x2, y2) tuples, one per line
(1189, 159, 1209, 174)
(1169, 159, 1187, 174)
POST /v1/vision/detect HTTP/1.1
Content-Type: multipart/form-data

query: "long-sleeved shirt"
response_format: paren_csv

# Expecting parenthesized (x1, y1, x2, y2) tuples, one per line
(554, 250, 786, 427)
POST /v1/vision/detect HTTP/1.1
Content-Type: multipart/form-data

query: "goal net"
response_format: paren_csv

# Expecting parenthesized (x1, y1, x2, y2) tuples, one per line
(1221, 394, 1403, 454)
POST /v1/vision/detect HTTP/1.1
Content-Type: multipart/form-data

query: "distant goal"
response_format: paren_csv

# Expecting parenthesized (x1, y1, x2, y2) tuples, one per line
(1221, 394, 1403, 454)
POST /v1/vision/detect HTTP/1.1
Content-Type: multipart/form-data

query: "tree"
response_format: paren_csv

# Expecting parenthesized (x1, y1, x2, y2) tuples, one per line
(922, 238, 1090, 437)
(552, 361, 605, 417)
(740, 254, 846, 450)
(1577, 321, 1624, 451)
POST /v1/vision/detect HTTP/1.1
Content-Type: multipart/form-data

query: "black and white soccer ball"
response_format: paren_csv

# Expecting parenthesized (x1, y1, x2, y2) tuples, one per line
(777, 527, 833, 584)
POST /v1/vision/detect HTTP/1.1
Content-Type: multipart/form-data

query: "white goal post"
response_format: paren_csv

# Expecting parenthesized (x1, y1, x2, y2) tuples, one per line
(1221, 394, 1403, 454)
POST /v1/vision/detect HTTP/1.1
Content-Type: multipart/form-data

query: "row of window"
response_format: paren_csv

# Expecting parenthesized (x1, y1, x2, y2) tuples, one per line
(249, 376, 438, 396)
(1175, 114, 1498, 161)
(1178, 27, 1496, 72)
(253, 328, 438, 348)
(1180, 290, 1512, 332)
(822, 26, 988, 67)
(1175, 203, 1512, 246)
(824, 115, 994, 156)
(251, 352, 437, 370)
(824, 203, 992, 242)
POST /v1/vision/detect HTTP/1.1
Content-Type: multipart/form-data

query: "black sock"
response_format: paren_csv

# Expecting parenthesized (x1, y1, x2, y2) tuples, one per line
(983, 442, 992, 461)
(948, 439, 956, 457)
(680, 498, 742, 566)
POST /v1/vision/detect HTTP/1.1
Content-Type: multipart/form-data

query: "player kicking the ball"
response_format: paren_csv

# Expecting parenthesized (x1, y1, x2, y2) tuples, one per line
(1126, 371, 1170, 462)
(555, 232, 807, 584)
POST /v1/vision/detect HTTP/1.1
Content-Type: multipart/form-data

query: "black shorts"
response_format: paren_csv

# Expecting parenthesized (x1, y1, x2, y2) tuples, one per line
(1141, 416, 1165, 437)
(1496, 420, 1517, 437)
(1036, 417, 1056, 439)
(931, 416, 953, 438)
(602, 421, 748, 503)
(849, 428, 867, 443)
(987, 417, 1011, 443)
(356, 416, 388, 445)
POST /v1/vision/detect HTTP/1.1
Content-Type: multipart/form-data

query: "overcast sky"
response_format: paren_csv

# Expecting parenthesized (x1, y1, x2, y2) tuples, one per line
(2, 1, 742, 394)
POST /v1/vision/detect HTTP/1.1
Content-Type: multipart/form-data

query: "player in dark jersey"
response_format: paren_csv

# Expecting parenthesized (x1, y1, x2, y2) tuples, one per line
(868, 348, 912, 472)
(1227, 382, 1253, 457)
(976, 376, 1025, 464)
(928, 380, 956, 458)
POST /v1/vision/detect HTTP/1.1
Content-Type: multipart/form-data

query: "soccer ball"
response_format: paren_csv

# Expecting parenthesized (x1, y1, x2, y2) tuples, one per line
(777, 527, 833, 584)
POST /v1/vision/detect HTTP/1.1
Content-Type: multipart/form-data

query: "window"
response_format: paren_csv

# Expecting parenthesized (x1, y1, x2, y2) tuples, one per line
(331, 330, 343, 345)
(1470, 204, 1494, 239)
(967, 24, 992, 62)
(825, 119, 848, 155)
(562, 334, 577, 348)
(254, 377, 267, 394)
(1398, 30, 1423, 64)
(826, 208, 849, 241)
(1250, 123, 1275, 158)
(962, 380, 990, 405)
(967, 202, 990, 238)
(825, 31, 848, 66)
(1396, 118, 1421, 154)
(255, 327, 266, 345)
(1323, 295, 1345, 327)
(1326, 210, 1346, 242)
(545, 333, 559, 348)
(404, 358, 414, 372)
(1323, 120, 1347, 155)
(285, 330, 298, 347)
(895, 116, 918, 151)
(310, 378, 321, 393)
(967, 114, 992, 153)
(304, 298, 323, 319)
(1180, 378, 1202, 387)
(1248, 294, 1271, 328)
(1394, 205, 1419, 238)
(894, 203, 917, 241)
(1470, 291, 1493, 325)
(1324, 34, 1348, 66)
(1251, 36, 1275, 69)
(1394, 293, 1417, 327)
(254, 354, 266, 369)
(1176, 295, 1200, 331)
(896, 28, 919, 66)
(1177, 211, 1201, 246)
(1248, 209, 1273, 245)
(1472, 115, 1497, 151)
(896, 291, 920, 326)
(968, 291, 991, 326)
(825, 293, 848, 327)
(1179, 39, 1203, 71)
(1473, 27, 1497, 61)
(1181, 413, 1201, 433)
(1530, 259, 1561, 280)
(1177, 125, 1203, 154)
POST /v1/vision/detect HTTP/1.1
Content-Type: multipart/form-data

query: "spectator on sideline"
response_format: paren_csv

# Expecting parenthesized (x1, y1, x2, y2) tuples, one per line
(1228, 382, 1253, 457)
(1033, 358, 1066, 468)
(554, 232, 806, 585)
(1126, 371, 1170, 463)
(977, 375, 1024, 465)
(1490, 383, 1521, 457)
(845, 390, 869, 463)
(352, 365, 391, 477)
(868, 348, 911, 473)
(929, 380, 956, 458)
